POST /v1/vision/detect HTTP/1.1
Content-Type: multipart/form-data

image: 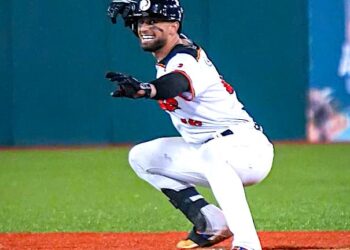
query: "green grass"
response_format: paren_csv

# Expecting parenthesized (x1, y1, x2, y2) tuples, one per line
(0, 144, 349, 232)
(247, 144, 350, 230)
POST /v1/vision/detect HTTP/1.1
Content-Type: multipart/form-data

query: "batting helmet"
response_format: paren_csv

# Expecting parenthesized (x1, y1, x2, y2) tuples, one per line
(125, 0, 184, 34)
(133, 0, 183, 21)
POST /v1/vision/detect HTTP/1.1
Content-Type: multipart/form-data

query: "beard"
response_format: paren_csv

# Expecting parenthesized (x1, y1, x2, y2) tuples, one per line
(141, 38, 166, 52)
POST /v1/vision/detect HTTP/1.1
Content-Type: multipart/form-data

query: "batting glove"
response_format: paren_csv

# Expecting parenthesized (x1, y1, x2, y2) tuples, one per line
(107, 0, 137, 24)
(106, 72, 152, 99)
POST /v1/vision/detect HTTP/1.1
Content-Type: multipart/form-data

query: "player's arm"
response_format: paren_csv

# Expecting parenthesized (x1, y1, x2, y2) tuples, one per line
(106, 71, 190, 99)
(149, 72, 189, 99)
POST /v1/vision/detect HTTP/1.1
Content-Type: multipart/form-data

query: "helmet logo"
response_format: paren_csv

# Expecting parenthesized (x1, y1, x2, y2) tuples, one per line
(139, 0, 151, 11)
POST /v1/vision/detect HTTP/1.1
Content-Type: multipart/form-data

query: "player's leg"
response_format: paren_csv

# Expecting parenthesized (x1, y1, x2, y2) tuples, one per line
(128, 137, 206, 190)
(199, 127, 273, 250)
(128, 137, 229, 237)
(225, 127, 274, 187)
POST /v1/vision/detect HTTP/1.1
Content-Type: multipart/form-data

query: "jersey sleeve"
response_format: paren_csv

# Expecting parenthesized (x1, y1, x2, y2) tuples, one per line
(165, 53, 209, 99)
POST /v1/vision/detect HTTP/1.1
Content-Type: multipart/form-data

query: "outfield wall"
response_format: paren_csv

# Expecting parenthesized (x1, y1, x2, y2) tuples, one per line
(0, 0, 308, 146)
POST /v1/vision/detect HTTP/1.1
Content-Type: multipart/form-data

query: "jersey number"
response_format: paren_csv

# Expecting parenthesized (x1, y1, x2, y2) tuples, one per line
(181, 118, 202, 127)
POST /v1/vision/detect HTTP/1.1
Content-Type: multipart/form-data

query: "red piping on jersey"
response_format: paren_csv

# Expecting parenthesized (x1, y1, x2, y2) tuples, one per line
(156, 63, 166, 68)
(173, 70, 195, 101)
(196, 48, 201, 61)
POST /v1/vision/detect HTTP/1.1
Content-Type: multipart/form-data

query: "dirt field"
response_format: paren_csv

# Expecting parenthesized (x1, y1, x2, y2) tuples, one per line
(0, 231, 349, 250)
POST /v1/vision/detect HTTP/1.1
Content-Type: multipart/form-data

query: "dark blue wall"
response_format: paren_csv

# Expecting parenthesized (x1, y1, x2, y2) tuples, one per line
(0, 0, 13, 145)
(0, 0, 308, 146)
(205, 1, 308, 140)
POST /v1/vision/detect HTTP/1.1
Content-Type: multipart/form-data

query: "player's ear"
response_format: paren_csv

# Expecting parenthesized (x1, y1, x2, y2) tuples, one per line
(170, 21, 180, 35)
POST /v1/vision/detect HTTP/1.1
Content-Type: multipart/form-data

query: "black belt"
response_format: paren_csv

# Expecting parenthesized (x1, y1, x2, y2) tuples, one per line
(204, 123, 262, 143)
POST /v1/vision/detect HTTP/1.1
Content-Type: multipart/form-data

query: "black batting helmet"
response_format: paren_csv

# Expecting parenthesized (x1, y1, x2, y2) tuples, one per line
(125, 0, 184, 34)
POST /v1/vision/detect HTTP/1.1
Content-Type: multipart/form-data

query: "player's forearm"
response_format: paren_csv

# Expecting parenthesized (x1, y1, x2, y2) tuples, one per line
(107, 71, 190, 99)
(149, 72, 190, 100)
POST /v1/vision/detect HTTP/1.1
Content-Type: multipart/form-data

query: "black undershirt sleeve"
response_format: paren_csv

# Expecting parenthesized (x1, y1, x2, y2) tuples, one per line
(150, 72, 190, 100)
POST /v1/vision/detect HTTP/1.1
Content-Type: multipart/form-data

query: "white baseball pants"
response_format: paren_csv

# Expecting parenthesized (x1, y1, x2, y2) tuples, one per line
(128, 125, 274, 250)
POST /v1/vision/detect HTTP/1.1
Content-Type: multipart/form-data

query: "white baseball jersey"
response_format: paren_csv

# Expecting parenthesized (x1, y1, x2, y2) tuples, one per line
(131, 44, 273, 250)
(155, 44, 254, 143)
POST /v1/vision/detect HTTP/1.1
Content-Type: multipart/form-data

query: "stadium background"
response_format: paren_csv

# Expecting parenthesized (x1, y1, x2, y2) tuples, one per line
(0, 0, 308, 146)
(0, 1, 349, 248)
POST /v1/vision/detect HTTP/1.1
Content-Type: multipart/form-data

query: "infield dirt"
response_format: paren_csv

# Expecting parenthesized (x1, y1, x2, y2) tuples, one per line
(0, 231, 350, 249)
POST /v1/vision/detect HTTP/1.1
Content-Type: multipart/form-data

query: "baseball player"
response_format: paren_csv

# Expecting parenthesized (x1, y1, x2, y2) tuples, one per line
(106, 1, 274, 249)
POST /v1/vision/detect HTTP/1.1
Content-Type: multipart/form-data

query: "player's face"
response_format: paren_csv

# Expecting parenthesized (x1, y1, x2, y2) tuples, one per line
(137, 17, 176, 52)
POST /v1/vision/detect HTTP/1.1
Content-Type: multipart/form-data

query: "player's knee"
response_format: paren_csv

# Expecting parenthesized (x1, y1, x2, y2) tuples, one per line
(128, 143, 148, 175)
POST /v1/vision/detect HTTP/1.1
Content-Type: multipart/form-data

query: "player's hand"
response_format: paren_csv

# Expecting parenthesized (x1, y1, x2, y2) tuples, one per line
(106, 72, 152, 98)
(107, 0, 137, 24)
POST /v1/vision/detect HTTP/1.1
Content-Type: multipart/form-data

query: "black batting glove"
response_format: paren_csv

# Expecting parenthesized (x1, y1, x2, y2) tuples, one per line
(107, 1, 125, 24)
(106, 72, 152, 99)
(107, 0, 137, 24)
